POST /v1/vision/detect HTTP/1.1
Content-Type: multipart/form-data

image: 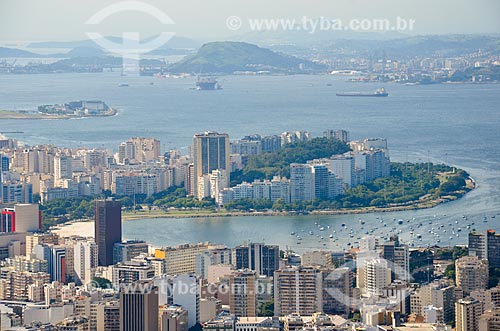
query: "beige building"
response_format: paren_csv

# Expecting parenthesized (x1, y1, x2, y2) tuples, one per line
(25, 232, 59, 257)
(155, 243, 222, 275)
(229, 269, 258, 317)
(456, 297, 483, 331)
(480, 307, 500, 331)
(160, 304, 189, 331)
(91, 300, 120, 331)
(301, 251, 333, 267)
(274, 266, 322, 316)
(472, 286, 500, 312)
(0, 270, 50, 301)
(456, 256, 489, 294)
(130, 137, 161, 163)
(200, 297, 222, 323)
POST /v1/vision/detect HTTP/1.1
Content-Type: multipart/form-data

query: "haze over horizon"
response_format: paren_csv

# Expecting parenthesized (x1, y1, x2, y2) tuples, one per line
(1, 0, 500, 44)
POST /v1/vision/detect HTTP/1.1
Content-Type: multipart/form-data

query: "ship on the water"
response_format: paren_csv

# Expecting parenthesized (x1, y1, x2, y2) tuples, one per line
(336, 87, 388, 97)
(196, 77, 222, 90)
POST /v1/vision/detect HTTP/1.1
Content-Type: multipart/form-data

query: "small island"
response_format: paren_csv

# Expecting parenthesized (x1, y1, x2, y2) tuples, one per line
(0, 100, 116, 119)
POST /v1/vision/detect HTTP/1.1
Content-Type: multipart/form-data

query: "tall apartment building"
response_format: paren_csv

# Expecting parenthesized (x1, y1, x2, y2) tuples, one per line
(330, 154, 355, 189)
(274, 266, 323, 316)
(192, 132, 230, 197)
(1, 182, 33, 204)
(73, 240, 98, 286)
(120, 281, 159, 331)
(456, 297, 483, 331)
(456, 256, 489, 294)
(311, 164, 329, 200)
(233, 243, 279, 277)
(362, 258, 391, 297)
(33, 244, 66, 283)
(290, 163, 313, 202)
(118, 141, 136, 164)
(382, 236, 410, 282)
(469, 230, 500, 268)
(94, 199, 122, 266)
(229, 269, 258, 317)
(195, 247, 233, 279)
(53, 154, 73, 183)
(261, 135, 282, 153)
(321, 266, 353, 315)
(173, 274, 200, 328)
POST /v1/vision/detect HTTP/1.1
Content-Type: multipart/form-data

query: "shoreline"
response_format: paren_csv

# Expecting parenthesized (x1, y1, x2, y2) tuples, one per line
(120, 177, 475, 221)
(121, 191, 467, 221)
(0, 108, 117, 120)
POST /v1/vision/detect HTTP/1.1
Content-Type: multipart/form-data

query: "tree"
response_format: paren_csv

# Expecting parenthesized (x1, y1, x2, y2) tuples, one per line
(444, 263, 456, 282)
(92, 277, 112, 289)
(258, 301, 274, 317)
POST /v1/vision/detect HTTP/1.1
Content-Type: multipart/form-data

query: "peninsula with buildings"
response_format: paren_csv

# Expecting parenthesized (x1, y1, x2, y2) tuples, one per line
(0, 129, 472, 227)
(0, 100, 116, 119)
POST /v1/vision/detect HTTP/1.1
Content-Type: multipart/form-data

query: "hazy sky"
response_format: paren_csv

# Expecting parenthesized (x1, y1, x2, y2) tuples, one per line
(1, 0, 500, 43)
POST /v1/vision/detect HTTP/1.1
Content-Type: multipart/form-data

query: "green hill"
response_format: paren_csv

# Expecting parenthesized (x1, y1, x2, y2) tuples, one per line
(168, 41, 326, 74)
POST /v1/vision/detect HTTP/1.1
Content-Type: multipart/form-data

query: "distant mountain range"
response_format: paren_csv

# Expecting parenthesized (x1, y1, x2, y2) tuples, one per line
(26, 35, 201, 50)
(230, 29, 410, 46)
(0, 47, 42, 58)
(264, 34, 500, 59)
(2, 34, 500, 75)
(168, 41, 326, 73)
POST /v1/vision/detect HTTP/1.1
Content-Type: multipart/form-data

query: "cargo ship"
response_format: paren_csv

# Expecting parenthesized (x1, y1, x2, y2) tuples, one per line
(336, 87, 388, 97)
(196, 77, 222, 90)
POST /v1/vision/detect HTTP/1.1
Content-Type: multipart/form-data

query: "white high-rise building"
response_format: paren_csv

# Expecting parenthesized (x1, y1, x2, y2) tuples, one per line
(54, 155, 72, 182)
(173, 274, 200, 328)
(74, 240, 98, 286)
(210, 169, 228, 200)
(290, 163, 313, 202)
(363, 258, 391, 297)
(330, 154, 355, 189)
